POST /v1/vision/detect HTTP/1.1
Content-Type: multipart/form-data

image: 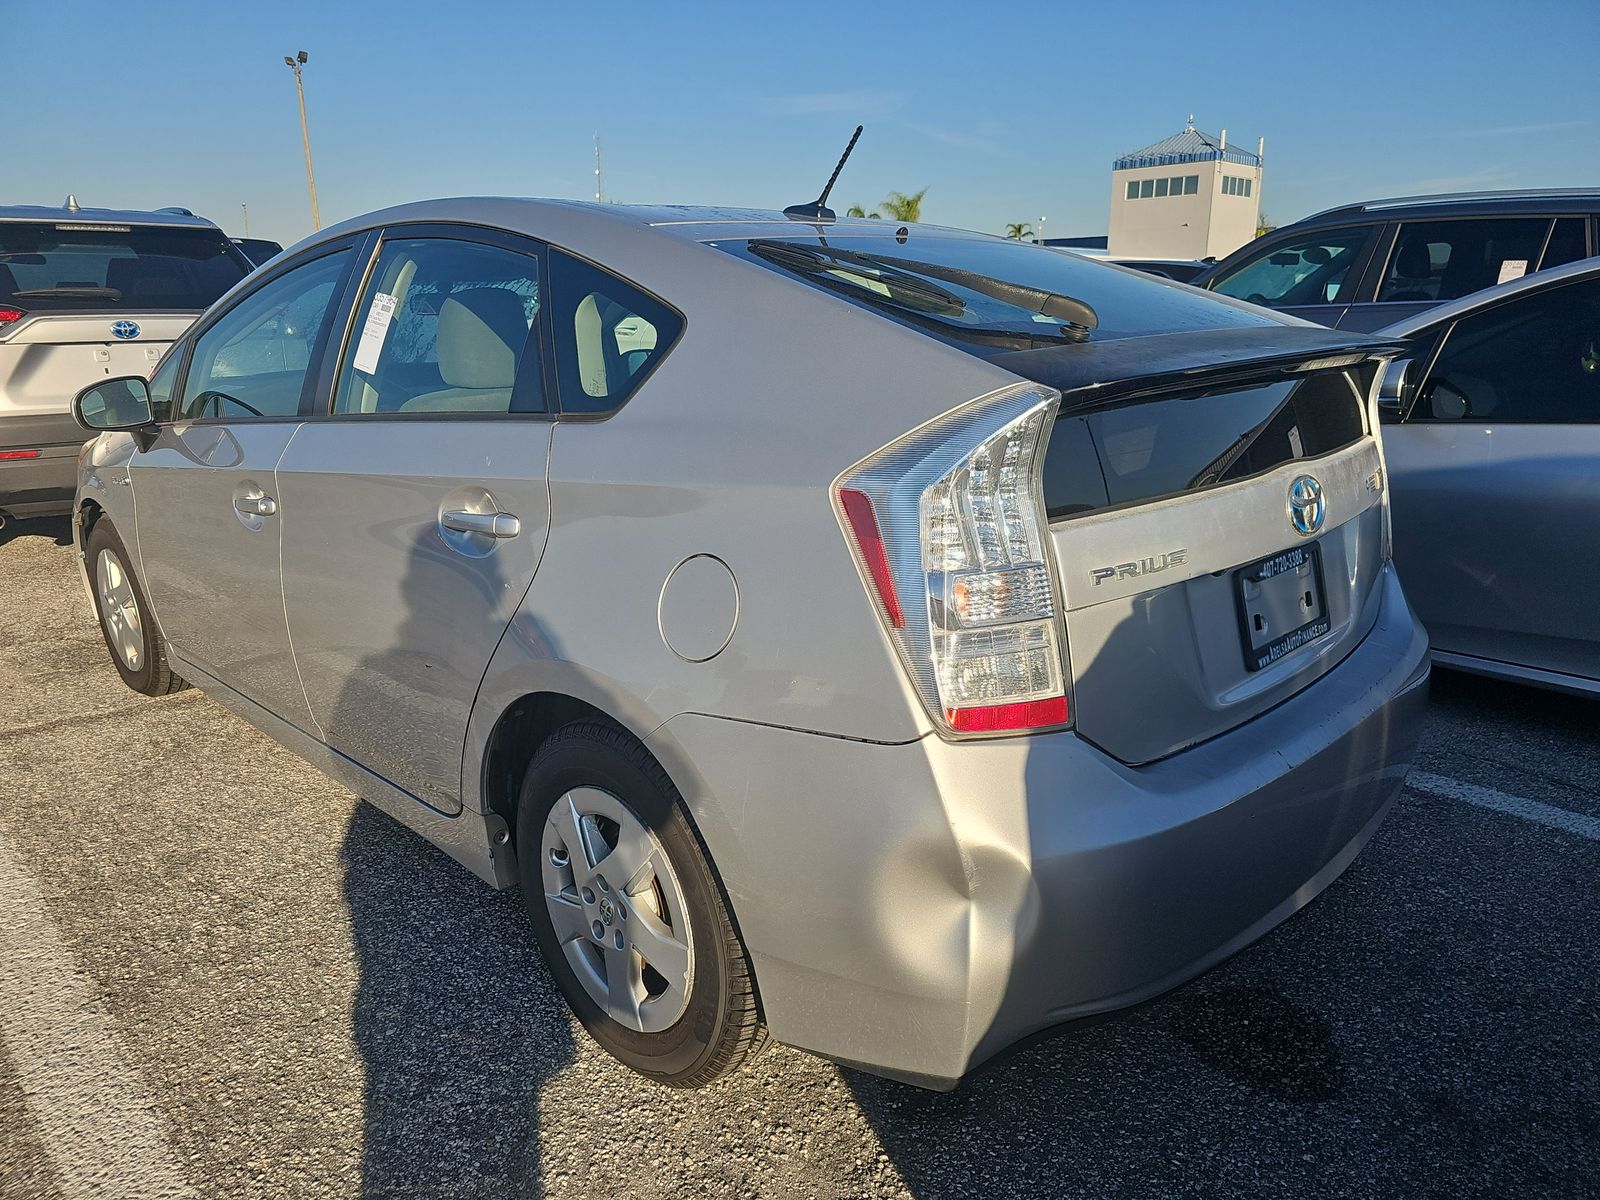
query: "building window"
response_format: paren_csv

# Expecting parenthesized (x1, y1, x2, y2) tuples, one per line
(1244, 178, 1252, 197)
(1140, 179, 1154, 199)
(1222, 177, 1233, 195)
(1155, 178, 1169, 197)
(1184, 175, 1199, 195)
(1169, 176, 1183, 195)
(1123, 172, 1217, 201)
(1126, 180, 1139, 200)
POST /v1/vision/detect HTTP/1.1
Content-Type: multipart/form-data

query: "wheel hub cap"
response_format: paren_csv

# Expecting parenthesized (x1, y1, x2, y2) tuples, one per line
(95, 548, 143, 671)
(540, 786, 694, 1033)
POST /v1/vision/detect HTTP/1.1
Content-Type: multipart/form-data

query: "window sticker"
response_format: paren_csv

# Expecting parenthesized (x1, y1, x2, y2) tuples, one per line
(1496, 259, 1529, 285)
(352, 292, 398, 374)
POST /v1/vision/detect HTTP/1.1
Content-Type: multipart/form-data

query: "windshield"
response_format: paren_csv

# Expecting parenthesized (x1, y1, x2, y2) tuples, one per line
(0, 221, 249, 313)
(717, 232, 1281, 356)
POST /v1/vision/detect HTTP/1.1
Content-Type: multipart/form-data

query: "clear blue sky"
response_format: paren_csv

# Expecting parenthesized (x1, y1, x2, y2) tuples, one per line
(9, 1, 1596, 247)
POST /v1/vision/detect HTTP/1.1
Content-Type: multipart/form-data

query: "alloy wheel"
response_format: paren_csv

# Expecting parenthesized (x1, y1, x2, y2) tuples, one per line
(96, 548, 143, 671)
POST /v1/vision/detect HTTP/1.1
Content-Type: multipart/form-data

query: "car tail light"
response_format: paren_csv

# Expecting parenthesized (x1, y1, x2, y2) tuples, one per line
(834, 382, 1070, 738)
(0, 307, 24, 330)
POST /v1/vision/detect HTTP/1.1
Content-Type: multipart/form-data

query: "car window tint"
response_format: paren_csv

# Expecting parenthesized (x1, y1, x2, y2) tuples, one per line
(1377, 218, 1548, 304)
(332, 237, 543, 416)
(0, 222, 248, 313)
(178, 250, 349, 421)
(549, 249, 681, 414)
(1419, 278, 1600, 423)
(1540, 217, 1588, 270)
(1208, 227, 1370, 307)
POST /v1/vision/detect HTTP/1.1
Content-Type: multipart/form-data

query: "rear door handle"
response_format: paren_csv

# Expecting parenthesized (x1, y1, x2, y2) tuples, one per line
(234, 494, 277, 517)
(441, 509, 520, 539)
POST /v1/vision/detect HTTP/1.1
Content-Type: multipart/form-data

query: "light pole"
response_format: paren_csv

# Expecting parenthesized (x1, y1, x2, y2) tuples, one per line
(241, 203, 249, 237)
(283, 50, 320, 231)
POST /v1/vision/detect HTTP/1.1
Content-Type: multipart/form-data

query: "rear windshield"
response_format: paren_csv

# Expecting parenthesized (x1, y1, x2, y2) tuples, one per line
(1043, 368, 1368, 519)
(714, 233, 1281, 356)
(0, 221, 248, 313)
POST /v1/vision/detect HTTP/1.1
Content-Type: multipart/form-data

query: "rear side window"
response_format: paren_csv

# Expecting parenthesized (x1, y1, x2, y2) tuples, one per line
(0, 221, 247, 312)
(1416, 278, 1600, 423)
(1540, 217, 1588, 270)
(549, 249, 682, 414)
(1208, 227, 1371, 307)
(1376, 218, 1548, 303)
(332, 237, 544, 416)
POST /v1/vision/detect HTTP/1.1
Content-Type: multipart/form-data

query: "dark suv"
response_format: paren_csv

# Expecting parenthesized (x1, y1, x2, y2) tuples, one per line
(1194, 189, 1599, 332)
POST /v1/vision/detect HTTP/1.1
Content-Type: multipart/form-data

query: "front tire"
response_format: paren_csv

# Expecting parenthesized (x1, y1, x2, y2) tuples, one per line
(516, 722, 767, 1087)
(84, 517, 187, 697)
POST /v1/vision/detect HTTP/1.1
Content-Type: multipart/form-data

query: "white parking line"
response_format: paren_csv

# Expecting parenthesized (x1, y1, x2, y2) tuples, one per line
(0, 833, 197, 1200)
(1408, 771, 1600, 842)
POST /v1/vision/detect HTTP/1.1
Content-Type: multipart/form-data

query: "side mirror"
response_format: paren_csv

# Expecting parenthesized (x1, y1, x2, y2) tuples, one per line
(1376, 358, 1412, 421)
(74, 376, 154, 432)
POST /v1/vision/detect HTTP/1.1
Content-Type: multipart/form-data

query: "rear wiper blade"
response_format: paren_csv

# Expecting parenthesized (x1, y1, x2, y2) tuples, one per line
(747, 240, 966, 314)
(13, 286, 122, 300)
(857, 254, 1098, 335)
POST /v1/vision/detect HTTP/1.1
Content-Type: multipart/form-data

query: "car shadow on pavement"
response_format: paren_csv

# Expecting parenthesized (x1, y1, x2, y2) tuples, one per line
(0, 514, 72, 548)
(335, 525, 575, 1198)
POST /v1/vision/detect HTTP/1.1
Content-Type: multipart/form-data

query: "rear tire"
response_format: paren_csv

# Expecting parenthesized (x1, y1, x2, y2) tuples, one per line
(84, 518, 187, 697)
(516, 721, 767, 1087)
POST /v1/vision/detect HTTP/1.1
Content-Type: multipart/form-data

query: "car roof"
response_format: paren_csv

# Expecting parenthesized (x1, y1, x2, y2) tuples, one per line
(0, 202, 222, 230)
(1374, 255, 1600, 337)
(1294, 188, 1600, 228)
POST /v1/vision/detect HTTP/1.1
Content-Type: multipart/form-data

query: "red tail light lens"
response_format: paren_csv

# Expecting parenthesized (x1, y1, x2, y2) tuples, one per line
(0, 307, 25, 328)
(0, 449, 42, 460)
(838, 487, 904, 628)
(948, 696, 1070, 733)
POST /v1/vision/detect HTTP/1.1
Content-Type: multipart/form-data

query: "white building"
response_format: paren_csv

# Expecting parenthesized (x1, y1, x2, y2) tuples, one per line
(1107, 119, 1263, 260)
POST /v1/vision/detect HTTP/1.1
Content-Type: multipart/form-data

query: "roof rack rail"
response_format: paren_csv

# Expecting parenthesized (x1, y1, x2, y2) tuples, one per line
(1303, 187, 1600, 223)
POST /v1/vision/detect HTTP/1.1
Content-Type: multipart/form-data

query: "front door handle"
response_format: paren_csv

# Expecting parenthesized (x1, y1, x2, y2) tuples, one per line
(234, 494, 277, 517)
(441, 509, 520, 539)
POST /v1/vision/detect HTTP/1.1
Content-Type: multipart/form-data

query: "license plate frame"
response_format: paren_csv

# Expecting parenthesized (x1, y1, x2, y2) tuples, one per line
(1234, 542, 1330, 672)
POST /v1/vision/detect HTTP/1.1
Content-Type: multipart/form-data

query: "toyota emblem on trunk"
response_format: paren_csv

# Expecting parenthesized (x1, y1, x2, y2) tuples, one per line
(1287, 474, 1325, 536)
(111, 320, 141, 340)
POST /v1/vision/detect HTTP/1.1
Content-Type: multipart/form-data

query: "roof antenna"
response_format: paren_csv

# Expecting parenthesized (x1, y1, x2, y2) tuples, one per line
(784, 125, 863, 224)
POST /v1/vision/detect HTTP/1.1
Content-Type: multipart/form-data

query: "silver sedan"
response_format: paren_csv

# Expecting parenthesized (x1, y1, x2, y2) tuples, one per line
(71, 199, 1428, 1089)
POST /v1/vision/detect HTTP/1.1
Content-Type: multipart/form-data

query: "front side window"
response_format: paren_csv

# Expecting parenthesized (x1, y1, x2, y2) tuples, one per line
(549, 249, 682, 414)
(1416, 278, 1600, 423)
(1376, 217, 1549, 304)
(178, 250, 350, 421)
(332, 237, 543, 416)
(0, 221, 248, 314)
(146, 345, 184, 423)
(1209, 227, 1370, 307)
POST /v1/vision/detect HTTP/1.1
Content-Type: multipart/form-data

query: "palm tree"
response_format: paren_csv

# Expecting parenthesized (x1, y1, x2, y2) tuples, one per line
(846, 203, 879, 219)
(879, 188, 928, 223)
(1004, 222, 1033, 240)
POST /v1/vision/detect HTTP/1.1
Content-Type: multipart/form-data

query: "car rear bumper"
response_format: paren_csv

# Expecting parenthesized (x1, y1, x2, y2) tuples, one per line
(648, 563, 1429, 1089)
(0, 413, 86, 519)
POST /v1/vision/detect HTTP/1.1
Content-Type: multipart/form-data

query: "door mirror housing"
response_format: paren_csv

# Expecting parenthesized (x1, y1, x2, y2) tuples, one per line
(1376, 357, 1412, 421)
(74, 376, 155, 432)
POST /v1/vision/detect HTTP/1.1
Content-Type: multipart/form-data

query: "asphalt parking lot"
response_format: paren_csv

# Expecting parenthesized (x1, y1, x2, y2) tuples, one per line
(1, 515, 1597, 1200)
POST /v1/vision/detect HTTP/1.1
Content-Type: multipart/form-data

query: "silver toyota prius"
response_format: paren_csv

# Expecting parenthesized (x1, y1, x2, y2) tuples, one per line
(71, 199, 1429, 1090)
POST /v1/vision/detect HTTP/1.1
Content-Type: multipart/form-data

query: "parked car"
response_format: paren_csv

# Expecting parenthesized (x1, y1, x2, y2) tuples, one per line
(1195, 189, 1599, 332)
(1375, 255, 1600, 694)
(0, 200, 252, 526)
(70, 199, 1429, 1090)
(1109, 256, 1210, 283)
(232, 237, 285, 267)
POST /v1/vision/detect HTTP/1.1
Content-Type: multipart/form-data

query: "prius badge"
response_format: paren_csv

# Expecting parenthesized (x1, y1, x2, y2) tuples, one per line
(1287, 474, 1325, 537)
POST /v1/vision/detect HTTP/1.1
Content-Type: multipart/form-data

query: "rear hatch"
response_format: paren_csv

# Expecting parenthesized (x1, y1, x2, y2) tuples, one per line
(1002, 329, 1396, 764)
(0, 218, 248, 420)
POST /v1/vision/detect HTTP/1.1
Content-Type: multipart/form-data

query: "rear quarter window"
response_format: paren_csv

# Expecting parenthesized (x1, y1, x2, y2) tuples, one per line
(549, 248, 683, 415)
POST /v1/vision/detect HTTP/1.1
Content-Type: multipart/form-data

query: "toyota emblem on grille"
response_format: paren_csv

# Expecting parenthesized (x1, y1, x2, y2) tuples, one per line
(1287, 474, 1325, 536)
(111, 320, 141, 340)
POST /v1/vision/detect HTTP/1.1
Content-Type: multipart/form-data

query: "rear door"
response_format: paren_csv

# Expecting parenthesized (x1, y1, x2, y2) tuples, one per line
(128, 244, 358, 726)
(1385, 274, 1600, 683)
(276, 227, 552, 814)
(1203, 225, 1378, 327)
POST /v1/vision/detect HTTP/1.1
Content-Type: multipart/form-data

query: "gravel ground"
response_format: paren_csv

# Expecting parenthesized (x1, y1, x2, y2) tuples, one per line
(1, 515, 1596, 1199)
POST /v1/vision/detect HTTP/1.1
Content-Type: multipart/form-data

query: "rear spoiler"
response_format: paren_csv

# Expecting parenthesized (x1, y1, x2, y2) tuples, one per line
(996, 326, 1408, 415)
